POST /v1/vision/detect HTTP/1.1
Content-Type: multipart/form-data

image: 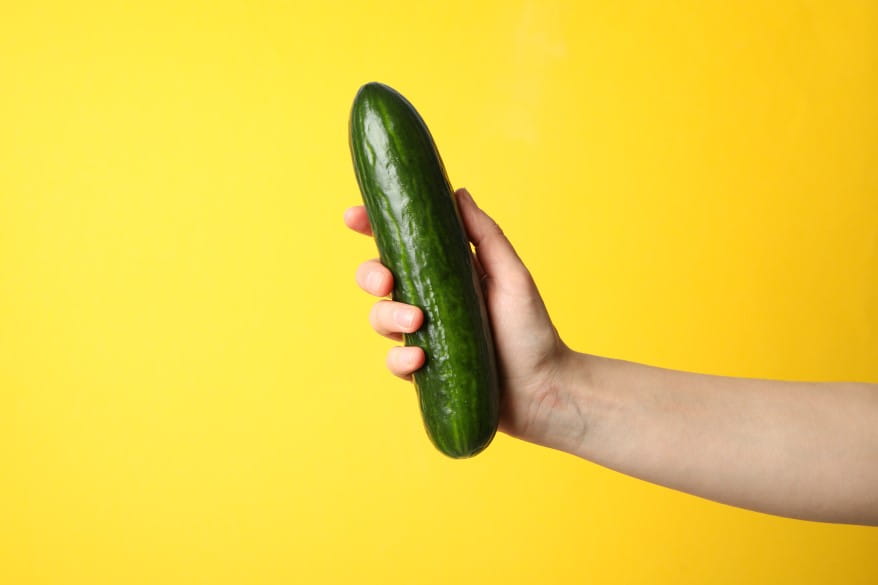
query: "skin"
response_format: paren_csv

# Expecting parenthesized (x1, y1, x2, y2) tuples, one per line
(345, 188, 878, 526)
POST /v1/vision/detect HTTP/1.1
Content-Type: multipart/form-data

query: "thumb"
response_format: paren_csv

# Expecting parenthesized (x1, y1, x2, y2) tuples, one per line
(454, 188, 527, 283)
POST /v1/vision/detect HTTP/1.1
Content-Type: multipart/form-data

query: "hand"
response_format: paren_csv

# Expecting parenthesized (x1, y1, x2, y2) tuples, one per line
(345, 188, 579, 447)
(345, 188, 878, 524)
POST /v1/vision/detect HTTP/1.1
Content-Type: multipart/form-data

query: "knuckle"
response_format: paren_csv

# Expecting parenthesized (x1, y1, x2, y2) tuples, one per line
(386, 347, 402, 371)
(369, 300, 387, 329)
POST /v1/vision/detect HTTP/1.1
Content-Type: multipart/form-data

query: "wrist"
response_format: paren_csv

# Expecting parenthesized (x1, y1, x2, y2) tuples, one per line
(515, 346, 599, 455)
(549, 348, 600, 455)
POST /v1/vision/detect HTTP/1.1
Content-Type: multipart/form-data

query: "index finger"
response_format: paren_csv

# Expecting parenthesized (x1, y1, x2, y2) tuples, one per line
(343, 205, 373, 237)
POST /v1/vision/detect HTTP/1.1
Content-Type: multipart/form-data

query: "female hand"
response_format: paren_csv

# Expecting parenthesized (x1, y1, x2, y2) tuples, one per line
(344, 188, 581, 447)
(345, 187, 878, 525)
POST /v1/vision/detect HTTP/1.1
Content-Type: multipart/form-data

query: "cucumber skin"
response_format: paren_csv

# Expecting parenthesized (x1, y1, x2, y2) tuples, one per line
(349, 82, 500, 458)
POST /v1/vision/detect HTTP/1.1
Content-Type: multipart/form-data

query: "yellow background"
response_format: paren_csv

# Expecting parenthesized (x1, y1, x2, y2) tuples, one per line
(2, 1, 876, 583)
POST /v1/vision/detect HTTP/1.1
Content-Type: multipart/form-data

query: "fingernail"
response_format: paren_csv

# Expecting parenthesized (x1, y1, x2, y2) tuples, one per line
(394, 308, 414, 329)
(457, 188, 472, 203)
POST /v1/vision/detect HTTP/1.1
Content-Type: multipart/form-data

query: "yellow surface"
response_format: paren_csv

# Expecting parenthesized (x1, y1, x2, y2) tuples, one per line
(2, 1, 877, 583)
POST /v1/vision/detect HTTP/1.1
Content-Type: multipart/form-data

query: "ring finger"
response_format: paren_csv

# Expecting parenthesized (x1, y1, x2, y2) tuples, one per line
(369, 299, 424, 340)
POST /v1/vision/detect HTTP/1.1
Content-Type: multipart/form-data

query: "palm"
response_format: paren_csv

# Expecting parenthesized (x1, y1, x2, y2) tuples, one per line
(474, 240, 565, 441)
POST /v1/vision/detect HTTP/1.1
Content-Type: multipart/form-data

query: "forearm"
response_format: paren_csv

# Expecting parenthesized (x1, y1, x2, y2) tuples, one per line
(545, 350, 878, 525)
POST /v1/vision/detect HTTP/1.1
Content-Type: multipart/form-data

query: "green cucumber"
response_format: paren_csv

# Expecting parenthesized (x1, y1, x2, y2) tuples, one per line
(349, 82, 500, 458)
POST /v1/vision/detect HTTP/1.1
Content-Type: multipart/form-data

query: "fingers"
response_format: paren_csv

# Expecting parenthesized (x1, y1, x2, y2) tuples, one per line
(357, 261, 423, 340)
(386, 346, 425, 380)
(356, 259, 393, 297)
(346, 204, 425, 380)
(369, 299, 423, 341)
(344, 205, 373, 236)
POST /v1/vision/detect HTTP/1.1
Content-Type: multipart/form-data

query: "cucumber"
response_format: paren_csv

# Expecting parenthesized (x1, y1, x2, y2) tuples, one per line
(349, 82, 500, 458)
